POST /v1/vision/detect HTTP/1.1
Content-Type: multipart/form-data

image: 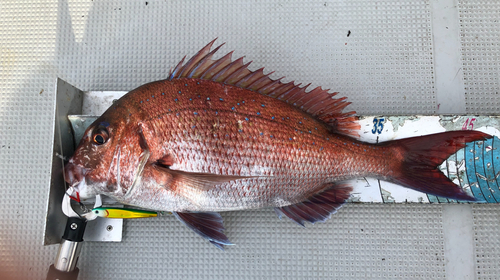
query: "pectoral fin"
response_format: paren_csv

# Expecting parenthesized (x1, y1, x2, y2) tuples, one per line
(174, 212, 233, 250)
(275, 182, 353, 227)
(155, 165, 255, 192)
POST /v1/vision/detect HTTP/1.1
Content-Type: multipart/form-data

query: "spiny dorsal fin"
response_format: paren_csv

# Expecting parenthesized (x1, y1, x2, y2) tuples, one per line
(168, 39, 360, 137)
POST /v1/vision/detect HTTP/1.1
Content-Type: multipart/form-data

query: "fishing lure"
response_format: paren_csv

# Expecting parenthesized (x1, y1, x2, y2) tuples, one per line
(90, 207, 159, 219)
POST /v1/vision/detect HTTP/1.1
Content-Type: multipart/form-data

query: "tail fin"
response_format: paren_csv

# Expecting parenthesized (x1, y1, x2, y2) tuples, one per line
(388, 131, 492, 201)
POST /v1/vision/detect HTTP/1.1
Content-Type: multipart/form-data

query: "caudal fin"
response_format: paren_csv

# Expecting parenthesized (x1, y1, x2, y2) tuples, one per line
(388, 131, 492, 201)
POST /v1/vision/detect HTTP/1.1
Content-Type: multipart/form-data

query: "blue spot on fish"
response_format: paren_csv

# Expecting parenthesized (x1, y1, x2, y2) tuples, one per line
(245, 118, 249, 121)
(185, 84, 188, 86)
(215, 111, 218, 115)
(152, 95, 154, 98)
(242, 101, 245, 103)
(231, 107, 235, 110)
(178, 91, 181, 94)
(237, 103, 240, 105)
(194, 112, 198, 115)
(270, 135, 273, 138)
(239, 129, 243, 132)
(257, 112, 261, 115)
(146, 99, 149, 101)
(140, 101, 143, 104)
(100, 122, 110, 127)
(260, 132, 263, 135)
(207, 97, 210, 100)
(289, 138, 292, 141)
(162, 92, 165, 95)
(299, 121, 302, 124)
(189, 98, 192, 101)
(220, 98, 224, 101)
(261, 104, 265, 107)
(192, 125, 196, 129)
(309, 131, 312, 133)
(272, 116, 275, 120)
(174, 98, 178, 101)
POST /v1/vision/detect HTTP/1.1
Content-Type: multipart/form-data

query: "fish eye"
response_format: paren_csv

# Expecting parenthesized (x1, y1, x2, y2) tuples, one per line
(92, 128, 109, 145)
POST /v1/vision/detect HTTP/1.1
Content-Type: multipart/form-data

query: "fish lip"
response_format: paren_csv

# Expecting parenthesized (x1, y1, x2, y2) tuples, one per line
(64, 161, 89, 187)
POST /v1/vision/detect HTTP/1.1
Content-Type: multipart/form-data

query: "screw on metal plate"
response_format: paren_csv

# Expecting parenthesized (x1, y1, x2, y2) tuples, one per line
(70, 223, 78, 230)
(106, 225, 113, 231)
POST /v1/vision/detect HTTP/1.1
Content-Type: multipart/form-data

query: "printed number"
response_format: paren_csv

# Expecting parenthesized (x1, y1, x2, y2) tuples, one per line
(372, 117, 385, 134)
(462, 118, 476, 130)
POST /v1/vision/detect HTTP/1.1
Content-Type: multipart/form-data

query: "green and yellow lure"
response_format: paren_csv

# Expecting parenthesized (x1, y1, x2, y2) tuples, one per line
(91, 207, 159, 219)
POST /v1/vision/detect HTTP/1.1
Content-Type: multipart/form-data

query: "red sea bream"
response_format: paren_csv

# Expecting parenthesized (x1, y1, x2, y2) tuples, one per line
(64, 40, 491, 248)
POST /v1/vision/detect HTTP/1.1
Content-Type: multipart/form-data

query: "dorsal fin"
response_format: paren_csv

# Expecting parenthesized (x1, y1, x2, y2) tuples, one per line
(168, 39, 360, 137)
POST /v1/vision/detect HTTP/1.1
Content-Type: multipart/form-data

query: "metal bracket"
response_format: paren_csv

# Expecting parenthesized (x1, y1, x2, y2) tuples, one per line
(44, 78, 123, 245)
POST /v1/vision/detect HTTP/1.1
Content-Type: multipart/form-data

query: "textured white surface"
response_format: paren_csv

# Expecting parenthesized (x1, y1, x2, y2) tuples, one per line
(459, 0, 500, 113)
(459, 1, 500, 278)
(0, 0, 499, 279)
(78, 205, 446, 280)
(472, 205, 500, 279)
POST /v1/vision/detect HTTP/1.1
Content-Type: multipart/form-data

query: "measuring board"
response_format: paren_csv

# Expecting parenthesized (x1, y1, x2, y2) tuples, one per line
(355, 115, 500, 203)
(71, 91, 500, 204)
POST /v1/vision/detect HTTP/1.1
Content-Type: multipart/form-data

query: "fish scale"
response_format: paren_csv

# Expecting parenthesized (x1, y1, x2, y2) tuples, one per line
(115, 78, 390, 211)
(65, 40, 491, 248)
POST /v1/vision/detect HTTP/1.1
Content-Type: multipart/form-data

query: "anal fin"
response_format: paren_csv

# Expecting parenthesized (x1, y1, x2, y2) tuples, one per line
(174, 212, 233, 250)
(275, 183, 353, 226)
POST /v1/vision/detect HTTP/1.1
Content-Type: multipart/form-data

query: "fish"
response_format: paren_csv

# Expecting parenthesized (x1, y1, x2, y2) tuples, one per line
(64, 39, 492, 249)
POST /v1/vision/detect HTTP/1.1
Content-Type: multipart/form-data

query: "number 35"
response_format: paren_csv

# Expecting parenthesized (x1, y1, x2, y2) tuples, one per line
(372, 117, 385, 134)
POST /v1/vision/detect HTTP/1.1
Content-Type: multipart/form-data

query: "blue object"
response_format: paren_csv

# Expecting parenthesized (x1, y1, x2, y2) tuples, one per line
(464, 140, 489, 202)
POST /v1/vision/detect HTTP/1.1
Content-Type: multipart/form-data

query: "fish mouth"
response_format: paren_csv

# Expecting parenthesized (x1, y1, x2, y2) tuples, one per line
(64, 161, 88, 187)
(64, 162, 101, 200)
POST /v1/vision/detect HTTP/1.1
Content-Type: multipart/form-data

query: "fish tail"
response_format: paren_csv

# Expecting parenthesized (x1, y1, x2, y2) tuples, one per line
(388, 131, 492, 201)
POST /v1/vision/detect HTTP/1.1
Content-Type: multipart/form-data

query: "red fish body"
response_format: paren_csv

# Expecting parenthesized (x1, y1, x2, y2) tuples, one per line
(65, 40, 491, 248)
